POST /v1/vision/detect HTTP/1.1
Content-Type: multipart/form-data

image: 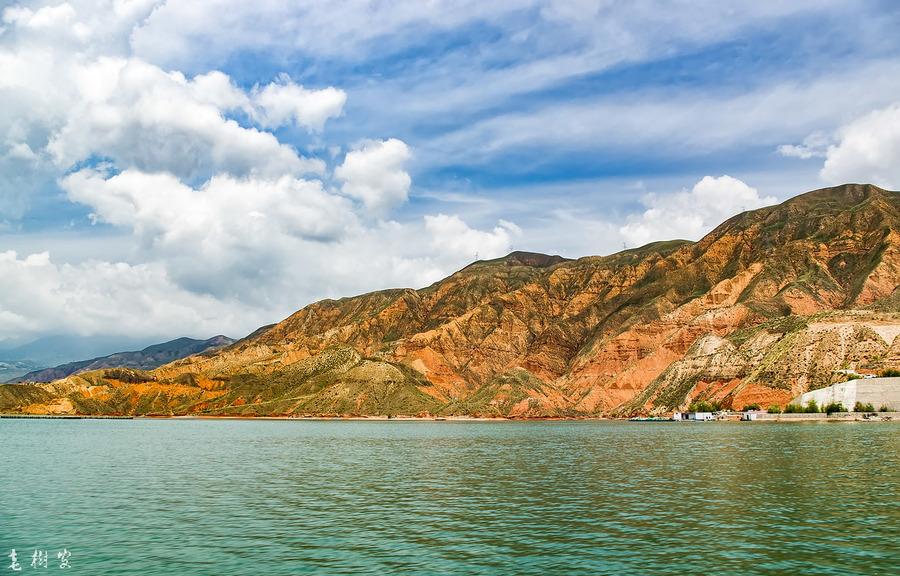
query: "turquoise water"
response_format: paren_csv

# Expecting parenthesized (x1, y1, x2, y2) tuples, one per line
(1, 419, 898, 574)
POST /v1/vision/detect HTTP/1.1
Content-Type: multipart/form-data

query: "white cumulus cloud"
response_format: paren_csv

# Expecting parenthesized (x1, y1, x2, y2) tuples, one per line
(425, 214, 521, 260)
(0, 249, 262, 342)
(56, 163, 520, 328)
(820, 103, 900, 189)
(0, 4, 344, 213)
(620, 175, 776, 247)
(62, 167, 356, 244)
(3, 2, 77, 29)
(251, 75, 347, 132)
(60, 167, 359, 299)
(335, 138, 412, 215)
(45, 58, 324, 181)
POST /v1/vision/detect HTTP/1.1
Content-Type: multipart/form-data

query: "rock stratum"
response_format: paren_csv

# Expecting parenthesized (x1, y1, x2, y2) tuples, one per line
(2, 184, 899, 417)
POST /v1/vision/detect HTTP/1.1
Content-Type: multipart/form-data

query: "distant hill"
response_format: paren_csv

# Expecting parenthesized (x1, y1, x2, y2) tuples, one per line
(0, 334, 160, 367)
(1, 184, 899, 417)
(0, 360, 42, 383)
(10, 336, 235, 383)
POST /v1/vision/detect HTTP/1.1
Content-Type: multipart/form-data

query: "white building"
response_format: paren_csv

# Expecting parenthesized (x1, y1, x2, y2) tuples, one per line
(674, 411, 714, 421)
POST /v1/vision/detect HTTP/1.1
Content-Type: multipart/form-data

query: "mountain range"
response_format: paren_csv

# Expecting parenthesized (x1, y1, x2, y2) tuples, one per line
(8, 336, 235, 384)
(0, 360, 42, 383)
(0, 334, 170, 381)
(1, 183, 898, 417)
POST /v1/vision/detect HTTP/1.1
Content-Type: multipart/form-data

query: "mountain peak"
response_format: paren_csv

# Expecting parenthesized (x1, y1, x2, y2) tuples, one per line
(468, 251, 570, 269)
(704, 182, 898, 243)
(787, 182, 895, 206)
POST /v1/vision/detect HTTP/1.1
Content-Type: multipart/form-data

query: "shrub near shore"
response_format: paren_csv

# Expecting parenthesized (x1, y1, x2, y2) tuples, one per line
(824, 402, 846, 415)
(784, 400, 821, 413)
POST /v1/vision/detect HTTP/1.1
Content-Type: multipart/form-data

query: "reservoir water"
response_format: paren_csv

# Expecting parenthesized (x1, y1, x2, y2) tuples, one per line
(1, 419, 897, 574)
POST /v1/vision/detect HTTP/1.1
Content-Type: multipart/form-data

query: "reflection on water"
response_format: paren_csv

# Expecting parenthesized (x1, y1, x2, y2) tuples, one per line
(1, 419, 898, 574)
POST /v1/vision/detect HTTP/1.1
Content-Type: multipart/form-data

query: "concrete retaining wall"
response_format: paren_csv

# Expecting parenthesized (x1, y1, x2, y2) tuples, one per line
(792, 377, 900, 410)
(755, 412, 899, 421)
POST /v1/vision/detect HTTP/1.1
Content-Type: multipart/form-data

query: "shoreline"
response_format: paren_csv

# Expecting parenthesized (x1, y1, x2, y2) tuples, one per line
(1, 412, 897, 422)
(0, 414, 597, 422)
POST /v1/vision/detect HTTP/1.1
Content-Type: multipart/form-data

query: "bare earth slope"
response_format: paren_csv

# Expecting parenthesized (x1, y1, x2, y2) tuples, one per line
(2, 184, 898, 417)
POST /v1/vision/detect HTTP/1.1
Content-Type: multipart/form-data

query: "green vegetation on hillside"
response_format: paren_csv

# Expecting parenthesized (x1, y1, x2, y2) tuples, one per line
(441, 369, 563, 417)
(688, 400, 721, 413)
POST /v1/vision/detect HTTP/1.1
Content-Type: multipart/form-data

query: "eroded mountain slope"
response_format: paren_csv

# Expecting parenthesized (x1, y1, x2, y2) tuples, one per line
(2, 184, 898, 417)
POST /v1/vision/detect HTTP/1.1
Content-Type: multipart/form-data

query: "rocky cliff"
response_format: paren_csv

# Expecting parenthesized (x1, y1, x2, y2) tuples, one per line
(2, 184, 898, 417)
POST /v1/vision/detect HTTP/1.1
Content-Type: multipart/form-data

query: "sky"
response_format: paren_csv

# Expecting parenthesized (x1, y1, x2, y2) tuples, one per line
(1, 0, 899, 345)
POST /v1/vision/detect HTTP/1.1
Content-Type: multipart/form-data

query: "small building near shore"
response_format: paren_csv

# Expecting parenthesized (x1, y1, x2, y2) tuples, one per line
(674, 411, 714, 421)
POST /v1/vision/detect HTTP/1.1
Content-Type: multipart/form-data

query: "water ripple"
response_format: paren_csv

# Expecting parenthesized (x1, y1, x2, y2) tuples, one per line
(1, 420, 897, 574)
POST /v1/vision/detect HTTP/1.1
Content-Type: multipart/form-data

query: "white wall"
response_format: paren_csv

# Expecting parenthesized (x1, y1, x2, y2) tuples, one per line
(793, 378, 900, 410)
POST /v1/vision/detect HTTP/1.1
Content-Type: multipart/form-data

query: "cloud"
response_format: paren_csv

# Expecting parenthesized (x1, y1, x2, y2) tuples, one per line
(0, 249, 263, 342)
(820, 103, 900, 189)
(61, 167, 358, 297)
(3, 3, 77, 29)
(57, 163, 519, 326)
(251, 75, 347, 132)
(0, 7, 342, 215)
(620, 175, 776, 247)
(2, 1, 89, 43)
(121, 0, 878, 178)
(62, 167, 356, 243)
(127, 1, 852, 85)
(425, 214, 521, 260)
(0, 143, 52, 221)
(422, 59, 900, 170)
(129, 0, 532, 65)
(187, 70, 249, 110)
(777, 131, 831, 159)
(335, 138, 412, 214)
(45, 58, 324, 181)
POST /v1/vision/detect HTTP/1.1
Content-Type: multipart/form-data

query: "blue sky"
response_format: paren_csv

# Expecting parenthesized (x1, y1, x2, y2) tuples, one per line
(1, 0, 899, 343)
